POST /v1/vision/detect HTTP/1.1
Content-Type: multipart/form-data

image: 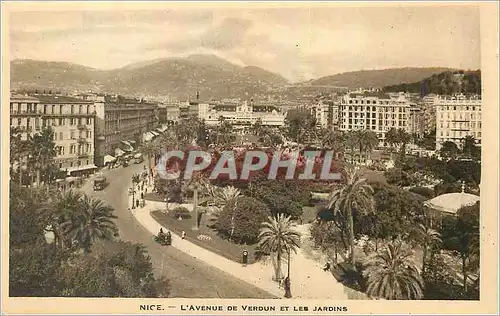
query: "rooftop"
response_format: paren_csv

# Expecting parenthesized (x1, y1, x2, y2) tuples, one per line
(33, 95, 94, 104)
(424, 191, 480, 214)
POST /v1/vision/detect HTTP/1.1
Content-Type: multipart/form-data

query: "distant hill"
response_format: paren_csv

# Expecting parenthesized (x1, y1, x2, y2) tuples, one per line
(10, 55, 289, 100)
(307, 67, 454, 89)
(382, 70, 481, 96)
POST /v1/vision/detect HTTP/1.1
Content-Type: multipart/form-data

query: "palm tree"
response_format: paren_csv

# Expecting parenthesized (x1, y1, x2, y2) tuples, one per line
(328, 167, 375, 265)
(363, 239, 424, 300)
(413, 222, 442, 274)
(320, 130, 345, 159)
(345, 131, 359, 164)
(139, 140, 159, 173)
(358, 130, 379, 162)
(48, 189, 84, 250)
(61, 194, 118, 253)
(187, 172, 208, 229)
(207, 185, 242, 215)
(258, 214, 301, 285)
(385, 128, 399, 157)
(28, 127, 56, 187)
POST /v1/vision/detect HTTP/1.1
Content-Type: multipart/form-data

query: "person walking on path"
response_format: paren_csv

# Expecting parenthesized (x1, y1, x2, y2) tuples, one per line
(181, 231, 186, 240)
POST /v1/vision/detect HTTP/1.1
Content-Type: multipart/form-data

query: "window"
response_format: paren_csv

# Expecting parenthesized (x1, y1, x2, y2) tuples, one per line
(87, 118, 91, 124)
(79, 105, 82, 114)
(17, 118, 21, 126)
(86, 160, 89, 165)
(70, 145, 75, 154)
(70, 162, 73, 167)
(87, 105, 90, 113)
(59, 105, 63, 114)
(71, 105, 74, 114)
(70, 131, 75, 139)
(59, 132, 63, 140)
(59, 118, 64, 126)
(59, 163, 63, 169)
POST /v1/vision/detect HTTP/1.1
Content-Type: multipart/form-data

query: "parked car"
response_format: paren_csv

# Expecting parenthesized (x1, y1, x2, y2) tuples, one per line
(93, 176, 107, 191)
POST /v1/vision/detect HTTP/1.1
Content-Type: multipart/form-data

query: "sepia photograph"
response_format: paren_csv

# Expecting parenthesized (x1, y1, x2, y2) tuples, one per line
(1, 1, 498, 315)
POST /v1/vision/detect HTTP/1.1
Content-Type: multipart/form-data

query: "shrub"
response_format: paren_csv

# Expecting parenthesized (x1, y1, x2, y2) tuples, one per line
(171, 207, 191, 219)
(214, 196, 271, 244)
(409, 187, 435, 199)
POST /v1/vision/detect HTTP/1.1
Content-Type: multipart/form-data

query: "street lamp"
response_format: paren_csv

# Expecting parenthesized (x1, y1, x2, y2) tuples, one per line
(129, 187, 136, 209)
(284, 248, 292, 298)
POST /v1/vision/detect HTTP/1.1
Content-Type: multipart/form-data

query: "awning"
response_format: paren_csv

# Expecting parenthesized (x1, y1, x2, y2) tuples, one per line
(115, 148, 125, 157)
(143, 132, 154, 142)
(66, 164, 97, 174)
(104, 155, 116, 164)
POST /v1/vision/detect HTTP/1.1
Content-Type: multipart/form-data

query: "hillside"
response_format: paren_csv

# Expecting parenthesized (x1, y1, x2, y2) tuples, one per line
(307, 67, 454, 89)
(382, 70, 481, 96)
(10, 55, 289, 100)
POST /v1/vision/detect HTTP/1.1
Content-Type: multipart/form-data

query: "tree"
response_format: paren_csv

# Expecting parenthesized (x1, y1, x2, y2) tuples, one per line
(358, 130, 379, 161)
(363, 239, 424, 300)
(28, 127, 57, 187)
(60, 194, 118, 253)
(207, 185, 241, 215)
(440, 141, 460, 160)
(258, 214, 301, 282)
(214, 196, 271, 244)
(385, 128, 400, 153)
(139, 140, 159, 173)
(413, 223, 442, 274)
(10, 126, 31, 186)
(440, 202, 480, 292)
(319, 129, 345, 159)
(328, 168, 375, 265)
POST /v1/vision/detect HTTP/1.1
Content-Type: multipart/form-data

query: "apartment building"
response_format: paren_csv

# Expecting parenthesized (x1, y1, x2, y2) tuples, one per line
(339, 93, 411, 146)
(91, 95, 158, 166)
(408, 105, 425, 137)
(421, 94, 439, 134)
(9, 94, 97, 176)
(435, 95, 482, 150)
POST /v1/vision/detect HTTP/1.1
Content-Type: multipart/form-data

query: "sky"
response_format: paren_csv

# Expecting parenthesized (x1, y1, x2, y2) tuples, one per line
(9, 5, 481, 83)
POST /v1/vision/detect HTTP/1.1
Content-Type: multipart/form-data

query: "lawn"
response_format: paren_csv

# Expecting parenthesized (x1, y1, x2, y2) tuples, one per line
(151, 210, 261, 265)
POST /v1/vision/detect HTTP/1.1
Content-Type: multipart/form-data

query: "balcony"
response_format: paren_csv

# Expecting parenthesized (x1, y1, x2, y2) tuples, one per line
(77, 152, 89, 158)
(77, 124, 87, 130)
(77, 137, 87, 144)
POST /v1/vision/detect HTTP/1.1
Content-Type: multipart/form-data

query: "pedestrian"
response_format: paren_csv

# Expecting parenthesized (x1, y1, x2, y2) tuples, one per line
(181, 231, 186, 240)
(141, 192, 144, 200)
(323, 262, 331, 272)
(136, 199, 140, 208)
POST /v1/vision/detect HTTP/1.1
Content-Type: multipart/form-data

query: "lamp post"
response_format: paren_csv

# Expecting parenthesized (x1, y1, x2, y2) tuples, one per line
(284, 248, 292, 298)
(129, 187, 136, 209)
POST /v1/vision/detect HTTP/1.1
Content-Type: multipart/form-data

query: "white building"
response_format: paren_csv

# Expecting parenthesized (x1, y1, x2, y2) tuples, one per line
(201, 101, 285, 132)
(339, 93, 411, 146)
(435, 94, 482, 150)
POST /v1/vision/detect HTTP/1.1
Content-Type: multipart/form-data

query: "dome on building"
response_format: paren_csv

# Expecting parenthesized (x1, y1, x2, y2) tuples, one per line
(424, 191, 480, 215)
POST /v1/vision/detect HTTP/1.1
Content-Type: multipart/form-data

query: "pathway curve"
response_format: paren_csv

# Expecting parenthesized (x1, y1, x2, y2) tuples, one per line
(131, 185, 348, 300)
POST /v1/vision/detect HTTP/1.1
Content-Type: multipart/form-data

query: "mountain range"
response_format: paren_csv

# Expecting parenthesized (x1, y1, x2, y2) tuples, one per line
(10, 55, 456, 100)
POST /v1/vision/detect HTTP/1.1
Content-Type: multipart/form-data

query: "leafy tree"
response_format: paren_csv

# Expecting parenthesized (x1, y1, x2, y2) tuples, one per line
(363, 239, 424, 300)
(214, 196, 271, 244)
(440, 141, 460, 160)
(461, 135, 480, 160)
(310, 218, 346, 264)
(328, 168, 375, 265)
(440, 202, 480, 292)
(422, 252, 467, 300)
(258, 214, 301, 281)
(413, 223, 442, 274)
(250, 180, 309, 219)
(409, 187, 435, 199)
(355, 184, 424, 242)
(28, 127, 57, 187)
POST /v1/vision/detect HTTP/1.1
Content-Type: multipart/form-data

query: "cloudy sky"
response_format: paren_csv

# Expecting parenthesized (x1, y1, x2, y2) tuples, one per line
(9, 5, 480, 82)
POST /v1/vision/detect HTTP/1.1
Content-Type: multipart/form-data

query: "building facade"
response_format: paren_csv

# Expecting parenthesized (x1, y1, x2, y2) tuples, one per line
(201, 101, 285, 132)
(339, 93, 411, 146)
(91, 95, 158, 166)
(10, 94, 97, 176)
(435, 95, 482, 150)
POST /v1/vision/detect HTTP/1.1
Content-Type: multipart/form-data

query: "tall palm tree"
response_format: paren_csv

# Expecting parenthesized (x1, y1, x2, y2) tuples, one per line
(139, 140, 159, 173)
(358, 130, 379, 162)
(363, 239, 424, 300)
(320, 130, 345, 159)
(328, 167, 375, 265)
(413, 223, 442, 274)
(187, 172, 208, 229)
(345, 131, 359, 164)
(61, 194, 118, 253)
(258, 214, 301, 283)
(28, 127, 57, 187)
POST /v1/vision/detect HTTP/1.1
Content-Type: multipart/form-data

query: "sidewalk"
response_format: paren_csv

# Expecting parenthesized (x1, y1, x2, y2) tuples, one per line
(128, 183, 348, 299)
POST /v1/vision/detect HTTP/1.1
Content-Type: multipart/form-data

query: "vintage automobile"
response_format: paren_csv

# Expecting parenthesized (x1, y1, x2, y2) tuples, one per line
(93, 176, 107, 191)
